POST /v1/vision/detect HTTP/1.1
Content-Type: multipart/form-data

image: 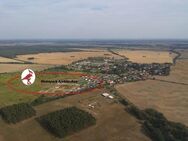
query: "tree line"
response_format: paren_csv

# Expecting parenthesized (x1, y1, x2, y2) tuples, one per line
(126, 105, 188, 141)
(109, 86, 188, 141)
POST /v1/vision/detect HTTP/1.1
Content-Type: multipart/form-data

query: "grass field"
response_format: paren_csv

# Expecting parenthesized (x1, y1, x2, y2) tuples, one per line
(0, 88, 150, 141)
(0, 71, 83, 107)
(0, 73, 38, 107)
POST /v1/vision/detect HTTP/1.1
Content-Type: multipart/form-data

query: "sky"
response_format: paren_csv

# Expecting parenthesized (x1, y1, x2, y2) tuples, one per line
(0, 0, 188, 39)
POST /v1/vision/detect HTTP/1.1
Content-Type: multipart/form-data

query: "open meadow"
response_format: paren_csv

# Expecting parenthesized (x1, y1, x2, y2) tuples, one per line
(0, 71, 83, 108)
(0, 73, 38, 108)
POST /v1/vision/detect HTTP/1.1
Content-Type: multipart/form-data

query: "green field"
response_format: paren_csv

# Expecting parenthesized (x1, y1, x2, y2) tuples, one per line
(0, 72, 81, 108)
(0, 73, 38, 107)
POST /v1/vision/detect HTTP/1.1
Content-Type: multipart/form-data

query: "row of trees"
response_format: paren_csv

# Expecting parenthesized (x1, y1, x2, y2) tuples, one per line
(126, 105, 188, 141)
(44, 65, 72, 72)
(143, 109, 188, 141)
(111, 86, 188, 141)
(37, 107, 96, 138)
(0, 103, 36, 123)
(30, 95, 64, 106)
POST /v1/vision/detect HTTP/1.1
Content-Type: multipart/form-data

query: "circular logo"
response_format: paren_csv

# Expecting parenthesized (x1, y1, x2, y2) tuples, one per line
(21, 69, 36, 85)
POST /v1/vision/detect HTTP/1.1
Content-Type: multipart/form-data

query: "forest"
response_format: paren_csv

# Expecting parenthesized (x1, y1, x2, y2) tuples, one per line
(126, 105, 188, 141)
(0, 103, 36, 123)
(37, 106, 96, 138)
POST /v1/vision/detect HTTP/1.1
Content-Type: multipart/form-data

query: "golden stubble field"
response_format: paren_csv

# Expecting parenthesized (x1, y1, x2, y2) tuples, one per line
(15, 49, 121, 65)
(116, 50, 188, 126)
(0, 48, 174, 73)
(0, 64, 53, 73)
(156, 50, 188, 84)
(113, 49, 174, 63)
(116, 80, 188, 126)
(15, 49, 174, 65)
(0, 89, 150, 141)
(0, 57, 22, 63)
(0, 56, 54, 73)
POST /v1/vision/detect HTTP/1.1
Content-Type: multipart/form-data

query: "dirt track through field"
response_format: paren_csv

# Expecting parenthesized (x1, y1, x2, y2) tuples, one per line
(150, 78, 188, 86)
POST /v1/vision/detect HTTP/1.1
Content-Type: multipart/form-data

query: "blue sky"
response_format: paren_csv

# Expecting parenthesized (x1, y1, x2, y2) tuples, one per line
(0, 0, 188, 39)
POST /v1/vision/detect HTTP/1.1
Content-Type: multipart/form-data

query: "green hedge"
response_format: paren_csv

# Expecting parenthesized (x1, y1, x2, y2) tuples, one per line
(44, 65, 71, 72)
(0, 103, 36, 123)
(30, 95, 64, 106)
(37, 107, 96, 138)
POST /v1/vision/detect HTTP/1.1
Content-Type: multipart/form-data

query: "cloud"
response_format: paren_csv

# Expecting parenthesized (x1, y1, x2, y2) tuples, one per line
(0, 0, 188, 39)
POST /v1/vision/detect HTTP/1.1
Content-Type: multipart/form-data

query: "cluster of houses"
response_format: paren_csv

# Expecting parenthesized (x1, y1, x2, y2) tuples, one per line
(68, 57, 172, 85)
(58, 75, 103, 95)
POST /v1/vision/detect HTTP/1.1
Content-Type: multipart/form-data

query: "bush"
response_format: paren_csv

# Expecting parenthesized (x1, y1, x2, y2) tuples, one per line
(30, 95, 64, 106)
(37, 107, 96, 138)
(0, 103, 36, 123)
(44, 65, 71, 72)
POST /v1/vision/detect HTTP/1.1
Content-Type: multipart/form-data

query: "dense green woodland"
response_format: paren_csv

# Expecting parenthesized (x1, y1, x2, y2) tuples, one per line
(126, 105, 188, 141)
(0, 46, 81, 58)
(0, 103, 36, 123)
(37, 107, 96, 138)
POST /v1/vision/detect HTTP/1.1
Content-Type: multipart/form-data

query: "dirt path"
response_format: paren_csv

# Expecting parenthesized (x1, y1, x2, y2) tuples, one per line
(150, 78, 188, 86)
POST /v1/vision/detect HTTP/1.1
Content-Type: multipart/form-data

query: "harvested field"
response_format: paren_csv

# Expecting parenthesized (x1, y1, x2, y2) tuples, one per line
(156, 60, 188, 84)
(113, 49, 174, 63)
(177, 49, 188, 59)
(0, 64, 53, 73)
(0, 89, 150, 141)
(156, 50, 188, 84)
(116, 79, 188, 126)
(15, 50, 121, 65)
(0, 57, 22, 63)
(15, 49, 175, 65)
(115, 47, 188, 126)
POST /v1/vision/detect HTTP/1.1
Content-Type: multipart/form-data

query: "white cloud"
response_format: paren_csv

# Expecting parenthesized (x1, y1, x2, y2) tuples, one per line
(0, 0, 188, 39)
